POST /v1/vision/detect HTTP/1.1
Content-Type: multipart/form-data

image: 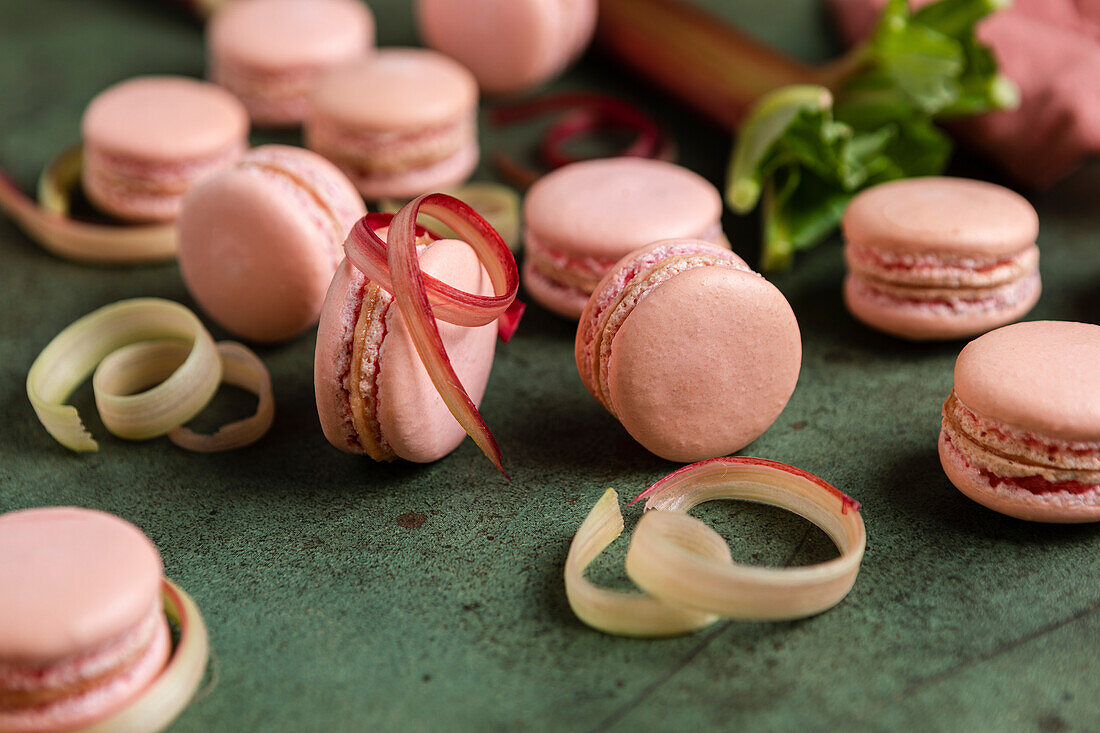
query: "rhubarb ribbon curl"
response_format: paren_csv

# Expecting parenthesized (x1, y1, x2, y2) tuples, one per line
(343, 195, 521, 477)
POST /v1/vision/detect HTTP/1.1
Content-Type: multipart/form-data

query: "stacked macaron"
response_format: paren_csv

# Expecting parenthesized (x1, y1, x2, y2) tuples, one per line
(524, 158, 726, 319)
(0, 508, 169, 732)
(576, 239, 801, 462)
(179, 145, 367, 343)
(81, 76, 248, 222)
(939, 321, 1100, 523)
(843, 177, 1041, 340)
(417, 0, 597, 95)
(315, 229, 498, 463)
(305, 48, 480, 200)
(207, 0, 375, 127)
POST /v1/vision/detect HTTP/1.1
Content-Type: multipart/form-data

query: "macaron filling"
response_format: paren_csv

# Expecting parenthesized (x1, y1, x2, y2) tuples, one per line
(941, 391, 1100, 496)
(847, 271, 1040, 313)
(345, 274, 396, 460)
(528, 221, 726, 300)
(307, 114, 475, 175)
(0, 601, 165, 709)
(84, 141, 246, 219)
(846, 242, 1040, 288)
(940, 432, 1100, 503)
(577, 240, 751, 410)
(211, 62, 326, 121)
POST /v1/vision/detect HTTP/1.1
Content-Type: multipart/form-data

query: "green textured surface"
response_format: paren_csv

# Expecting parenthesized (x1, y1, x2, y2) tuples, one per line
(2, 1, 1099, 731)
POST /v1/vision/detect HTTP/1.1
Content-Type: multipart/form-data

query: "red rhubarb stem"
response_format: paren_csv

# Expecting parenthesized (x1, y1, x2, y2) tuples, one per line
(597, 0, 827, 129)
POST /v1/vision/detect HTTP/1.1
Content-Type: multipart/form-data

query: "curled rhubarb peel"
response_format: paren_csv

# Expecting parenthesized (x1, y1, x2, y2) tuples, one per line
(378, 183, 522, 253)
(564, 489, 728, 637)
(628, 457, 866, 621)
(80, 579, 210, 733)
(491, 92, 674, 186)
(0, 147, 176, 264)
(565, 459, 866, 636)
(28, 298, 274, 453)
(345, 195, 520, 477)
(28, 299, 221, 451)
(94, 339, 276, 453)
(167, 341, 275, 453)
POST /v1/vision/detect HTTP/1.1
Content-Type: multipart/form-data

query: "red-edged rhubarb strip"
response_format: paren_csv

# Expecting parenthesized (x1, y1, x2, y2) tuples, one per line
(491, 92, 674, 186)
(632, 456, 861, 513)
(0, 168, 176, 264)
(344, 195, 520, 476)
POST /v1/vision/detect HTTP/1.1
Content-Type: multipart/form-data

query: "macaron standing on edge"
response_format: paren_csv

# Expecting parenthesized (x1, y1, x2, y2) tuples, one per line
(207, 0, 375, 126)
(576, 239, 802, 463)
(305, 48, 479, 200)
(178, 145, 367, 343)
(939, 321, 1100, 523)
(843, 176, 1041, 341)
(315, 233, 498, 463)
(524, 157, 726, 320)
(0, 507, 169, 733)
(417, 0, 597, 95)
(81, 76, 249, 223)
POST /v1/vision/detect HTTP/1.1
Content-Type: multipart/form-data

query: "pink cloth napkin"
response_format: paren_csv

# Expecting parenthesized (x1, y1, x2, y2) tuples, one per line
(829, 0, 1100, 187)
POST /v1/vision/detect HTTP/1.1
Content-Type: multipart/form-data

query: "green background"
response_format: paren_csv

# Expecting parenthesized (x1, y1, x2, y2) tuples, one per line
(1, 1, 1098, 730)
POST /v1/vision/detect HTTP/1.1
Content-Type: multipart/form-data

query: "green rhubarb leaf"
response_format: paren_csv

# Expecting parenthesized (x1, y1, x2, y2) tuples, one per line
(726, 0, 1017, 270)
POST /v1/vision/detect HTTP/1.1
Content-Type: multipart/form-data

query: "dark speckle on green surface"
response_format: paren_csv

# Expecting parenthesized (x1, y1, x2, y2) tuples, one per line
(397, 512, 427, 530)
(2, 0, 1099, 731)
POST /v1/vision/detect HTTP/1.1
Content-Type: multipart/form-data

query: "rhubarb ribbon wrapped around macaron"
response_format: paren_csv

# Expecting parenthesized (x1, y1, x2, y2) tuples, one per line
(342, 194, 521, 476)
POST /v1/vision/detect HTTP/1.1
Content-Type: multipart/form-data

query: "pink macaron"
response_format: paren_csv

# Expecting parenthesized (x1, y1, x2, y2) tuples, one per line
(207, 0, 375, 127)
(304, 48, 479, 200)
(178, 144, 366, 343)
(315, 234, 498, 462)
(939, 321, 1100, 523)
(416, 0, 597, 95)
(843, 176, 1041, 341)
(81, 76, 249, 223)
(524, 157, 726, 320)
(575, 239, 801, 463)
(0, 507, 169, 733)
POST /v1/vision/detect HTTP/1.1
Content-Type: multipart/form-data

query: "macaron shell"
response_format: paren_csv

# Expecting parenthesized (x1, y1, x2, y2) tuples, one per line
(417, 0, 595, 94)
(843, 272, 1041, 341)
(178, 148, 366, 343)
(314, 258, 368, 454)
(523, 158, 723, 260)
(842, 177, 1039, 257)
(309, 49, 478, 131)
(607, 266, 801, 462)
(82, 76, 248, 162)
(939, 430, 1100, 523)
(953, 320, 1100, 442)
(0, 508, 162, 666)
(208, 0, 374, 71)
(376, 239, 498, 463)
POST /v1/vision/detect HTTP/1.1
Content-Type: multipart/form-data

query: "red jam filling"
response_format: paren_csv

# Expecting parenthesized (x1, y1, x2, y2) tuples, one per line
(980, 470, 1098, 496)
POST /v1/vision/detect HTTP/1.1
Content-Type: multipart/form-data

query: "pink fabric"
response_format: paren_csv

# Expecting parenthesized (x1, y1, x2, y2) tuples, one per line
(829, 0, 1100, 186)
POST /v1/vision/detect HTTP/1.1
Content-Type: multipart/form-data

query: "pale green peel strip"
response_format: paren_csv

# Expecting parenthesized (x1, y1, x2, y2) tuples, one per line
(563, 488, 727, 637)
(168, 342, 275, 453)
(89, 338, 276, 452)
(27, 298, 222, 451)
